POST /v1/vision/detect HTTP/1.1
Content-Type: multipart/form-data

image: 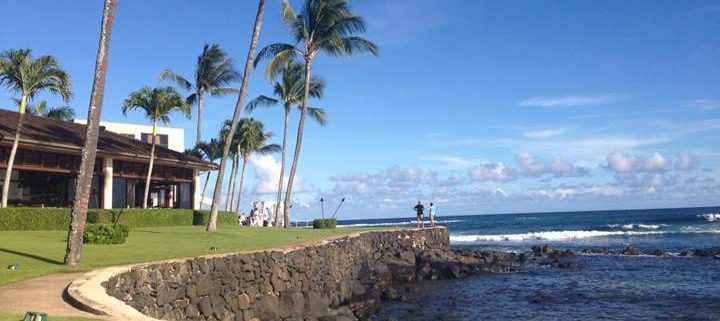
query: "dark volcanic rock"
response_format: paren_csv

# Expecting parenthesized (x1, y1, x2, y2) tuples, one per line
(622, 246, 642, 256)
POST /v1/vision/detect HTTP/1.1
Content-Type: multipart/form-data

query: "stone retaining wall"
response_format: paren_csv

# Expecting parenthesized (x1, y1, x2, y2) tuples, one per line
(103, 228, 450, 321)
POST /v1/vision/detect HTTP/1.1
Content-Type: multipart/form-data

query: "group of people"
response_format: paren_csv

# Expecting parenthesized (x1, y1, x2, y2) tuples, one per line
(238, 207, 273, 227)
(413, 201, 437, 228)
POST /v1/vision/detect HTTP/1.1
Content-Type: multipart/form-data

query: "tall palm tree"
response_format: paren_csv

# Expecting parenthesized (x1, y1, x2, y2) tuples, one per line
(14, 98, 76, 121)
(207, 0, 267, 232)
(192, 139, 222, 210)
(219, 122, 241, 212)
(255, 0, 377, 226)
(232, 118, 280, 214)
(160, 44, 241, 145)
(246, 60, 327, 226)
(0, 49, 72, 208)
(64, 0, 117, 266)
(122, 86, 190, 209)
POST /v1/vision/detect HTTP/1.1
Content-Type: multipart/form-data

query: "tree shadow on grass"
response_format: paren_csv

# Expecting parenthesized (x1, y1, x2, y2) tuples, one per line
(0, 247, 63, 265)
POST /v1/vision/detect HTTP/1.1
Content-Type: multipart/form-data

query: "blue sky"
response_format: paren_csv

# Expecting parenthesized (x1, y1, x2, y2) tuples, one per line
(1, 0, 719, 219)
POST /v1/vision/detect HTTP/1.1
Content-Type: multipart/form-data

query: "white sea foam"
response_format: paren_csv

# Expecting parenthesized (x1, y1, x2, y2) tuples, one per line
(699, 213, 720, 222)
(606, 223, 665, 230)
(450, 228, 720, 244)
(450, 230, 667, 243)
(337, 219, 465, 228)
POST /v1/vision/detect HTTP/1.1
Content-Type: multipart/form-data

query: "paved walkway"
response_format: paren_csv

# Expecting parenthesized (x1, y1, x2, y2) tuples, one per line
(0, 272, 108, 320)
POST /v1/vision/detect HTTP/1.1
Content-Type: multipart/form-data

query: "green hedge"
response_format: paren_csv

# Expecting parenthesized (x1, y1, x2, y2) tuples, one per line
(0, 207, 70, 230)
(0, 208, 238, 230)
(84, 223, 129, 244)
(192, 210, 237, 226)
(312, 218, 337, 229)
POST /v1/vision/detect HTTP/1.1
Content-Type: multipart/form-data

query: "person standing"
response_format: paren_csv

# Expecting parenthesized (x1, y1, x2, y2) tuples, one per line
(414, 201, 425, 228)
(429, 202, 437, 227)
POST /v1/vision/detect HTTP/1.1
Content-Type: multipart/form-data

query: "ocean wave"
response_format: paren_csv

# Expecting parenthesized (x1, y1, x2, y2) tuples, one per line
(451, 228, 720, 243)
(606, 223, 666, 230)
(338, 219, 465, 228)
(450, 230, 669, 243)
(698, 213, 720, 222)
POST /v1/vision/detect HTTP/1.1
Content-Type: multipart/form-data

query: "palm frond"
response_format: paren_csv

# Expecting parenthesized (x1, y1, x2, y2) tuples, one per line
(245, 95, 279, 113)
(43, 105, 75, 121)
(159, 69, 193, 91)
(306, 107, 328, 126)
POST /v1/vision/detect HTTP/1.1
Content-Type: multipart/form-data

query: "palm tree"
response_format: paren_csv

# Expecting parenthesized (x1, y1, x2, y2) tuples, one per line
(254, 0, 377, 226)
(232, 118, 280, 214)
(14, 98, 76, 121)
(64, 0, 117, 266)
(219, 122, 241, 212)
(207, 0, 267, 232)
(191, 139, 222, 210)
(0, 49, 72, 208)
(122, 86, 190, 209)
(160, 44, 241, 145)
(246, 60, 327, 226)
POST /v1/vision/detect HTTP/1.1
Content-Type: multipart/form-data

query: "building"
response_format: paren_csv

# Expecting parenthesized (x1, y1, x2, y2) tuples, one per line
(0, 109, 216, 209)
(73, 119, 185, 152)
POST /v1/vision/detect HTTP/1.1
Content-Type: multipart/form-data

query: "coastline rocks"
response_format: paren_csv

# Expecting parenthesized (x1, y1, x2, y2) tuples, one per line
(103, 228, 529, 321)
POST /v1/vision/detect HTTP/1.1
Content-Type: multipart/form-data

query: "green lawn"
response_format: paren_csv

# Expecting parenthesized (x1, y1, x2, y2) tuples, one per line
(0, 314, 101, 321)
(0, 225, 372, 287)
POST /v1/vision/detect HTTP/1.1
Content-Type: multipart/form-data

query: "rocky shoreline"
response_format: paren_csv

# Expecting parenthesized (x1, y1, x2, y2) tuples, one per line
(102, 228, 581, 321)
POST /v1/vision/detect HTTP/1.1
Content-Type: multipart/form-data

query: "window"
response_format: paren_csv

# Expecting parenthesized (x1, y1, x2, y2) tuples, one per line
(140, 133, 169, 148)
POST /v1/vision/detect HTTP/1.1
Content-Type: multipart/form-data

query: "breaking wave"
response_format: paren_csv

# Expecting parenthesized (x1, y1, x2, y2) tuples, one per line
(450, 228, 720, 244)
(699, 213, 720, 222)
(338, 219, 465, 228)
(606, 223, 666, 230)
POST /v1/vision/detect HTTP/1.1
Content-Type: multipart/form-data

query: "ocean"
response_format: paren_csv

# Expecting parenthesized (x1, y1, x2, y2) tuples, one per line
(337, 206, 720, 320)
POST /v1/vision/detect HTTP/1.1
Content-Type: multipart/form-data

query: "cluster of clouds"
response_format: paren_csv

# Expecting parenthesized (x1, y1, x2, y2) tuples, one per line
(602, 151, 700, 173)
(467, 152, 588, 183)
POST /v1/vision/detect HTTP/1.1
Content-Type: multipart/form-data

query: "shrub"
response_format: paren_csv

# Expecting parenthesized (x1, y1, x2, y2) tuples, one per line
(83, 223, 129, 244)
(312, 218, 337, 229)
(0, 207, 70, 230)
(193, 210, 238, 226)
(0, 207, 239, 230)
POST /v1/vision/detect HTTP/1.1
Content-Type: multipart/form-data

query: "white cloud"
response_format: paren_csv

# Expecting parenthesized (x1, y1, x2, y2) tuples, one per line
(523, 128, 569, 139)
(468, 162, 519, 182)
(603, 151, 700, 174)
(675, 153, 700, 171)
(643, 152, 670, 171)
(681, 99, 720, 110)
(603, 151, 642, 173)
(519, 93, 619, 107)
(249, 155, 303, 195)
(516, 152, 588, 178)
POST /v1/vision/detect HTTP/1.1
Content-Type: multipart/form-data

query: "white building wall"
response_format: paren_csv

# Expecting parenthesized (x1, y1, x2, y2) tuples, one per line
(73, 119, 186, 152)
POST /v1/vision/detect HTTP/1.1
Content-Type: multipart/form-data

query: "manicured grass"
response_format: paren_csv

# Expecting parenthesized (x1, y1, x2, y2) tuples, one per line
(0, 314, 101, 321)
(0, 225, 372, 287)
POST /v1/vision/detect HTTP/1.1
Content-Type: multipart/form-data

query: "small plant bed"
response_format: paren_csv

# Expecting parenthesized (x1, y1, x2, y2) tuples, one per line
(83, 224, 129, 245)
(312, 218, 337, 229)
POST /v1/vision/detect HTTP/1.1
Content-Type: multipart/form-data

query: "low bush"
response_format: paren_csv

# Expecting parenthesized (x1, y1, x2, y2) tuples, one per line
(83, 223, 129, 244)
(0, 208, 238, 231)
(193, 210, 238, 226)
(312, 218, 337, 229)
(0, 207, 70, 230)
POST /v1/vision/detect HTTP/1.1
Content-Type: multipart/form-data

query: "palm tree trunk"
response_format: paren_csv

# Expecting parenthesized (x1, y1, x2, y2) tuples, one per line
(196, 91, 203, 145)
(199, 171, 211, 210)
(64, 0, 116, 266)
(235, 156, 248, 214)
(142, 124, 157, 209)
(283, 58, 313, 228)
(226, 155, 237, 211)
(230, 153, 241, 212)
(207, 0, 266, 232)
(1, 95, 28, 208)
(273, 109, 290, 227)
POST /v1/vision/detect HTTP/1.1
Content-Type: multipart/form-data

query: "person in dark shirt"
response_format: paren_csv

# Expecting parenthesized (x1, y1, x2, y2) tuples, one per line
(413, 201, 425, 228)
